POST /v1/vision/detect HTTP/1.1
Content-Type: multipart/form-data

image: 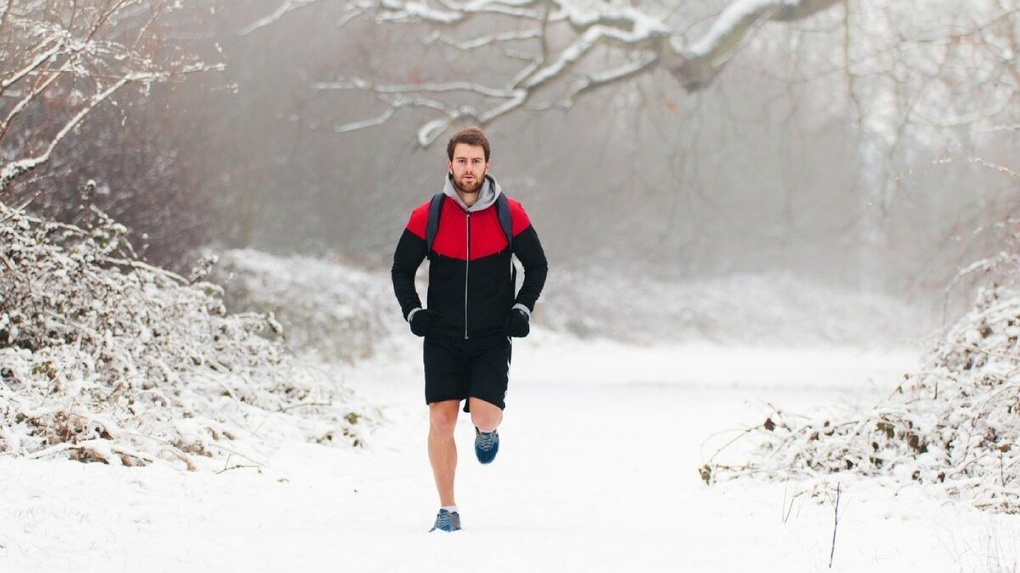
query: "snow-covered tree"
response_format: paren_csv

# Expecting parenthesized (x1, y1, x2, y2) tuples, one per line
(248, 0, 843, 146)
(227, 0, 1020, 298)
(0, 1, 217, 190)
(0, 1, 228, 268)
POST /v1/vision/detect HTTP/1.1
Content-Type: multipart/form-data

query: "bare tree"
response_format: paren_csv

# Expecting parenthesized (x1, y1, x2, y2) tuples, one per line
(0, 1, 218, 193)
(208, 0, 1020, 304)
(249, 0, 843, 146)
(839, 3, 1020, 295)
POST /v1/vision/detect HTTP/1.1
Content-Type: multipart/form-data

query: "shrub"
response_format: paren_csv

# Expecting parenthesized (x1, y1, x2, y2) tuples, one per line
(0, 200, 363, 470)
(706, 284, 1020, 513)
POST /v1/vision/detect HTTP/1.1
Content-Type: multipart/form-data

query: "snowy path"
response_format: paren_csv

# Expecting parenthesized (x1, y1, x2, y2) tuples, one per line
(2, 334, 1020, 572)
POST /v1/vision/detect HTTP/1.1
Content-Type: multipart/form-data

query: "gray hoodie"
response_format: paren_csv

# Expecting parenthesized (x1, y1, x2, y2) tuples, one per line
(443, 173, 502, 212)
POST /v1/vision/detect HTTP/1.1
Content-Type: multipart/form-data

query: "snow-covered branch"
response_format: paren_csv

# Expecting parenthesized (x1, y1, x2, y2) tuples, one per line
(239, 0, 324, 35)
(0, 76, 134, 190)
(0, 2, 218, 192)
(670, 0, 844, 91)
(269, 0, 843, 145)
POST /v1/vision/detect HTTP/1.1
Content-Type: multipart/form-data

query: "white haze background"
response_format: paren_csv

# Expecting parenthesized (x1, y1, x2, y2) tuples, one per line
(2, 249, 1018, 572)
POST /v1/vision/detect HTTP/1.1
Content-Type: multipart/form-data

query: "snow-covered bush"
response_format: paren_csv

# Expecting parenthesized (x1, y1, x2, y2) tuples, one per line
(0, 201, 363, 470)
(541, 268, 924, 346)
(209, 249, 399, 363)
(707, 283, 1020, 513)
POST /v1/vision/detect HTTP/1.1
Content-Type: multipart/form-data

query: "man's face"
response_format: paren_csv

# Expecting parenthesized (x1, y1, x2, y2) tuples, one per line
(448, 143, 489, 195)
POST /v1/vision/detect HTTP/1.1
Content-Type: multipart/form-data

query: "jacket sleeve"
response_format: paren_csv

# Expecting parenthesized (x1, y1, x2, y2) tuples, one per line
(391, 228, 428, 321)
(512, 224, 548, 312)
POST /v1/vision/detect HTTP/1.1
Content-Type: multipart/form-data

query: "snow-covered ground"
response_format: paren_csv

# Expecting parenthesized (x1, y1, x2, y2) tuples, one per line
(3, 329, 1019, 572)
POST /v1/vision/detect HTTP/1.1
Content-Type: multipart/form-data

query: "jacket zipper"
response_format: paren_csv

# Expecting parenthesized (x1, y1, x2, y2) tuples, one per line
(463, 210, 471, 339)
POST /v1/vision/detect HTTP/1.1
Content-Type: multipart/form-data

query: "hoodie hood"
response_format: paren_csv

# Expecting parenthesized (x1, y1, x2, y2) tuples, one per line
(444, 173, 501, 212)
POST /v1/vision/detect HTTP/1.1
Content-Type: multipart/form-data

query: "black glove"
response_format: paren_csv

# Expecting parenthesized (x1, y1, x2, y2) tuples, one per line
(506, 308, 530, 338)
(409, 309, 435, 337)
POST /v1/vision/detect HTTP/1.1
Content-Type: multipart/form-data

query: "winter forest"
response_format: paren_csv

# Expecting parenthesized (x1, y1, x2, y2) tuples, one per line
(5, 0, 1020, 570)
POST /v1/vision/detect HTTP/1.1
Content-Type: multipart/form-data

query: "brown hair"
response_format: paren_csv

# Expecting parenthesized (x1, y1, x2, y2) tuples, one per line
(446, 126, 491, 162)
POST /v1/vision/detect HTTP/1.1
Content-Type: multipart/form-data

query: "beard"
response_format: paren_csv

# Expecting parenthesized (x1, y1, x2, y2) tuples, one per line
(452, 172, 484, 195)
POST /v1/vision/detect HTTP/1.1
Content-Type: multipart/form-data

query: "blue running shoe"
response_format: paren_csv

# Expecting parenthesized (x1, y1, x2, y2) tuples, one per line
(429, 509, 461, 532)
(474, 427, 499, 464)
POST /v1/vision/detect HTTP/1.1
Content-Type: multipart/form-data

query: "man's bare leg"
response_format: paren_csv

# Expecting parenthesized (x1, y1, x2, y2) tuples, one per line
(469, 397, 502, 433)
(428, 400, 461, 506)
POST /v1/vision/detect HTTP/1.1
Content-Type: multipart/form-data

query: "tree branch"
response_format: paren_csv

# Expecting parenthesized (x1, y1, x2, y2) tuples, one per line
(0, 3, 217, 192)
(269, 0, 845, 144)
(669, 0, 844, 91)
(0, 76, 133, 191)
(239, 0, 323, 36)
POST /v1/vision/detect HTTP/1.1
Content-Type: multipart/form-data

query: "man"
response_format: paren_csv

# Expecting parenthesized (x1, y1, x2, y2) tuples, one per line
(391, 126, 548, 533)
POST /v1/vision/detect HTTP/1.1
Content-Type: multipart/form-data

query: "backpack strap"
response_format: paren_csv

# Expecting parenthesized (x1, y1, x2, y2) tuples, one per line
(425, 193, 445, 259)
(495, 193, 512, 252)
(425, 192, 514, 259)
(495, 193, 516, 287)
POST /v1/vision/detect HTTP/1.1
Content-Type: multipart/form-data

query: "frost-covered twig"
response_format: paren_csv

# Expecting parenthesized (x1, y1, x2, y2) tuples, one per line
(829, 482, 841, 568)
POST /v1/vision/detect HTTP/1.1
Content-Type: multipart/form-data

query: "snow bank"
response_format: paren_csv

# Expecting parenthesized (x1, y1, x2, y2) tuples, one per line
(541, 267, 926, 346)
(710, 284, 1020, 513)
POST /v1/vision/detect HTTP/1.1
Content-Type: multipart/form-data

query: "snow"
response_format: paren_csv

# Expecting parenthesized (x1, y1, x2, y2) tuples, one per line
(3, 234, 1018, 571)
(3, 327, 1020, 572)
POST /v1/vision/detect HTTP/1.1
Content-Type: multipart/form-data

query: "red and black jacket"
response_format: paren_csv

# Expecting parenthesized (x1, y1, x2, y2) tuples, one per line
(391, 176, 548, 340)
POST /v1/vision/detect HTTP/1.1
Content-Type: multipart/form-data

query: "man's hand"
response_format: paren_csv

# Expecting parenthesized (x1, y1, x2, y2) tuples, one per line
(506, 307, 530, 338)
(409, 309, 435, 337)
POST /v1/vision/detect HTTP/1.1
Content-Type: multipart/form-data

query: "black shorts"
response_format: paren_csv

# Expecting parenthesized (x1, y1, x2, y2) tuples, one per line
(423, 334, 512, 411)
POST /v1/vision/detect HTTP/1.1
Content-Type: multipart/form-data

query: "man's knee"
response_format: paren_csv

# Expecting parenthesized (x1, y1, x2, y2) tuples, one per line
(469, 398, 502, 432)
(429, 401, 460, 436)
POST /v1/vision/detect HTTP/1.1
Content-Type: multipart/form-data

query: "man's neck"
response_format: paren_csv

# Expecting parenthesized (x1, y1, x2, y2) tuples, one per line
(457, 190, 479, 207)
